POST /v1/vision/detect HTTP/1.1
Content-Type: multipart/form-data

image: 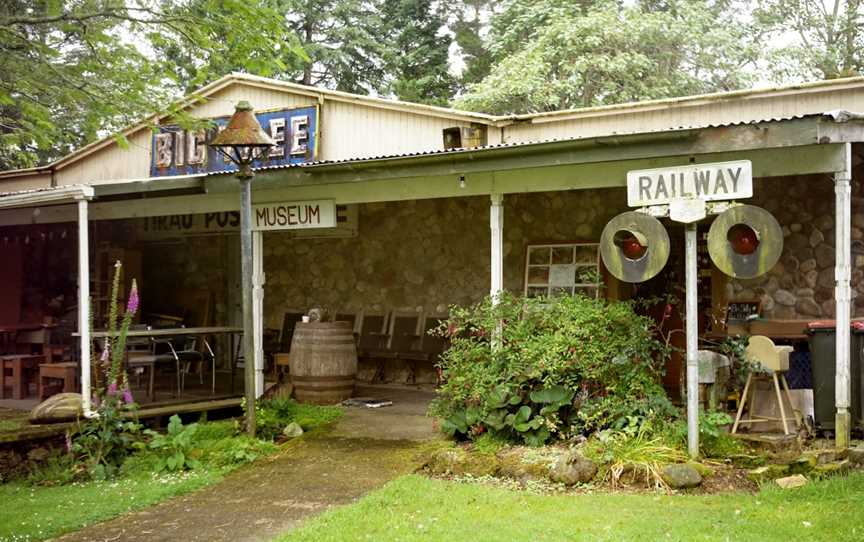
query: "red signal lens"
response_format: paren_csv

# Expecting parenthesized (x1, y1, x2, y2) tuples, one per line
(614, 229, 648, 261)
(728, 224, 759, 255)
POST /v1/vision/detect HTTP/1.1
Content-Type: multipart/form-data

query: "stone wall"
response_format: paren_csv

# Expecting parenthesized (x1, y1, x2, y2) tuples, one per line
(727, 174, 864, 319)
(260, 189, 628, 328)
(133, 171, 863, 329)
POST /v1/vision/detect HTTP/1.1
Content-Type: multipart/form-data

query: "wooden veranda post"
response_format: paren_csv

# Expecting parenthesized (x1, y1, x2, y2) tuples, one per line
(77, 198, 92, 416)
(834, 143, 852, 450)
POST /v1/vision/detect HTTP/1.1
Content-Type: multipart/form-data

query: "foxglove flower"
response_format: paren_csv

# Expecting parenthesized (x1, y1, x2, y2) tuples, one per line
(107, 382, 118, 396)
(122, 388, 134, 404)
(126, 279, 139, 316)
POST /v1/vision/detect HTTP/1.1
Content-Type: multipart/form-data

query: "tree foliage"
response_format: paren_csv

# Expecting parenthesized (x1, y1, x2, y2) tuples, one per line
(0, 0, 300, 170)
(456, 0, 759, 114)
(755, 0, 864, 80)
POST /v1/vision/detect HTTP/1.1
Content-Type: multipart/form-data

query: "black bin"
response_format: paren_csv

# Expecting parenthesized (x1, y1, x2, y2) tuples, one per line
(806, 320, 863, 431)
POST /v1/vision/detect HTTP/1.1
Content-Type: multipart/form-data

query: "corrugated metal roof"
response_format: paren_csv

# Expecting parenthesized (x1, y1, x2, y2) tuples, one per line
(209, 110, 845, 175)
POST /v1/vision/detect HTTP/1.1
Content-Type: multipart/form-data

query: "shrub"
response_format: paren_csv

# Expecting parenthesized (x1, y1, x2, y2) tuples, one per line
(142, 415, 201, 472)
(429, 292, 674, 446)
(664, 410, 742, 458)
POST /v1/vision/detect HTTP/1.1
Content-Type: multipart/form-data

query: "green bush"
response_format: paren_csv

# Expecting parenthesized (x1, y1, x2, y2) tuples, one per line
(142, 415, 201, 472)
(429, 293, 674, 446)
(664, 410, 742, 458)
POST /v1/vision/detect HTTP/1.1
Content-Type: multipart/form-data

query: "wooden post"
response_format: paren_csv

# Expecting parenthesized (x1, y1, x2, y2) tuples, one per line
(252, 229, 265, 398)
(77, 199, 92, 416)
(685, 223, 700, 458)
(490, 193, 504, 302)
(834, 143, 852, 450)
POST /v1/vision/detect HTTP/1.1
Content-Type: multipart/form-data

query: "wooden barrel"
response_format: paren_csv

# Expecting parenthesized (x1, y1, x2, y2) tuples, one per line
(289, 321, 357, 404)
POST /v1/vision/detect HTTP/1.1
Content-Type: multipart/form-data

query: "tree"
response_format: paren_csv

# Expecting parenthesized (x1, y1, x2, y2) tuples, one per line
(382, 0, 455, 105)
(755, 0, 864, 80)
(456, 0, 759, 114)
(0, 1, 301, 171)
(447, 0, 496, 89)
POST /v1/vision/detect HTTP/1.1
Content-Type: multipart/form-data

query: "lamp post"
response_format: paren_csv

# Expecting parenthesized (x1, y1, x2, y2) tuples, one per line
(209, 101, 274, 436)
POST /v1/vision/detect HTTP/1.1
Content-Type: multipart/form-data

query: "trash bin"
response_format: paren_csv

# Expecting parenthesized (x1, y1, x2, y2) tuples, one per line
(806, 320, 863, 432)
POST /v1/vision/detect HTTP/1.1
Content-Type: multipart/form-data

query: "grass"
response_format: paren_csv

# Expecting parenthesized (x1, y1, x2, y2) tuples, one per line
(0, 468, 226, 541)
(278, 473, 864, 542)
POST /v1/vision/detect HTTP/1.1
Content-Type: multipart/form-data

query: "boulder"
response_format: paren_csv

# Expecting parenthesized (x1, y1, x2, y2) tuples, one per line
(549, 453, 598, 486)
(29, 393, 82, 424)
(848, 447, 864, 466)
(282, 422, 304, 439)
(775, 474, 808, 489)
(746, 464, 789, 482)
(661, 463, 702, 489)
(813, 460, 851, 477)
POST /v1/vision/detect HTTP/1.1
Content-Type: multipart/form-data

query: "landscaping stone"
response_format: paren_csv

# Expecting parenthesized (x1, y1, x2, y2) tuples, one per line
(775, 474, 808, 489)
(496, 447, 554, 482)
(686, 462, 714, 478)
(848, 447, 864, 465)
(282, 422, 304, 439)
(728, 453, 766, 468)
(426, 446, 499, 477)
(549, 453, 597, 486)
(661, 464, 702, 489)
(29, 393, 82, 424)
(746, 464, 790, 482)
(26, 447, 50, 463)
(787, 454, 817, 474)
(813, 460, 851, 476)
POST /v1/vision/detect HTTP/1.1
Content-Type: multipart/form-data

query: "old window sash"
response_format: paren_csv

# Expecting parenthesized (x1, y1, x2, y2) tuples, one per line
(524, 243, 602, 298)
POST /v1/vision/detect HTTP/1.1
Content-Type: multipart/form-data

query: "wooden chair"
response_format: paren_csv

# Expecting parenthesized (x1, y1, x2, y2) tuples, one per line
(356, 310, 390, 357)
(400, 314, 449, 385)
(38, 362, 78, 400)
(0, 328, 52, 399)
(367, 311, 421, 383)
(732, 335, 802, 435)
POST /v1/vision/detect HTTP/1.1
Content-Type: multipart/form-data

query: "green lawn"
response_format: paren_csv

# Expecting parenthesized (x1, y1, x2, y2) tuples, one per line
(279, 473, 864, 542)
(0, 469, 226, 541)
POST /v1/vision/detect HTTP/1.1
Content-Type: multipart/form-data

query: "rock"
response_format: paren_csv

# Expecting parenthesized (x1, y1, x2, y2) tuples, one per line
(787, 454, 817, 474)
(661, 463, 702, 489)
(549, 453, 598, 486)
(282, 422, 304, 438)
(818, 268, 835, 289)
(29, 393, 82, 424)
(796, 298, 822, 317)
(774, 289, 797, 307)
(775, 474, 808, 489)
(729, 454, 766, 469)
(747, 464, 790, 482)
(800, 258, 818, 273)
(27, 447, 50, 462)
(809, 229, 825, 248)
(847, 447, 864, 465)
(815, 244, 835, 268)
(813, 459, 851, 476)
(686, 462, 714, 477)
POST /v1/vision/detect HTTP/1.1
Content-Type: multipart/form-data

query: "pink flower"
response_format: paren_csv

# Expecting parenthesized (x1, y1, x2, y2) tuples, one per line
(122, 388, 134, 404)
(126, 279, 139, 315)
(107, 382, 118, 396)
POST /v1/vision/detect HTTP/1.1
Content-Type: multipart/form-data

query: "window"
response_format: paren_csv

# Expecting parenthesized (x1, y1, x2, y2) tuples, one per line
(524, 243, 601, 298)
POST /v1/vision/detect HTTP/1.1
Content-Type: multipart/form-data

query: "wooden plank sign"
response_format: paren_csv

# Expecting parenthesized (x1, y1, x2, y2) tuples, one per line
(252, 200, 336, 231)
(626, 160, 752, 207)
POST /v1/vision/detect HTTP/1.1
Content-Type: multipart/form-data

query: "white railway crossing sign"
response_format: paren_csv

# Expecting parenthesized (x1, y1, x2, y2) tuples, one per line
(627, 160, 752, 208)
